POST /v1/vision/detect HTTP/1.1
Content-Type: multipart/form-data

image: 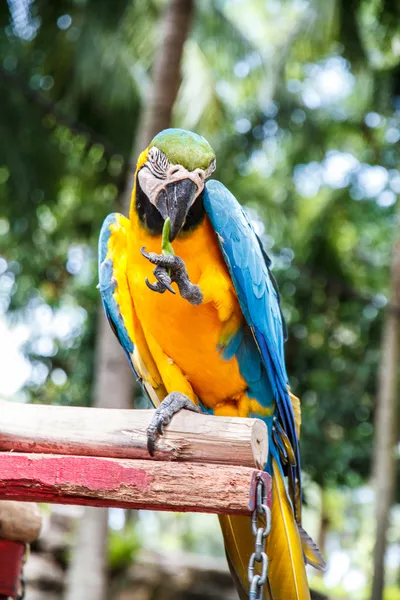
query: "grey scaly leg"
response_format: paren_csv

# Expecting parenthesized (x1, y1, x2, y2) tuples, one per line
(147, 392, 201, 455)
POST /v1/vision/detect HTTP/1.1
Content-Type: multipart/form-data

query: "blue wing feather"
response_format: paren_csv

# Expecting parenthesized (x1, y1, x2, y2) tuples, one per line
(204, 180, 301, 504)
(98, 213, 137, 377)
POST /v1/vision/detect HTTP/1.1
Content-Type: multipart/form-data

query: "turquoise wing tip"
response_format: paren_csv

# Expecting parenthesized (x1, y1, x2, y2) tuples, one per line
(98, 213, 134, 356)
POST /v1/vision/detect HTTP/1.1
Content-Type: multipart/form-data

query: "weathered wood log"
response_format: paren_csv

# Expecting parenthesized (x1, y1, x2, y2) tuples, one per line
(0, 399, 267, 469)
(0, 453, 271, 515)
(0, 501, 42, 543)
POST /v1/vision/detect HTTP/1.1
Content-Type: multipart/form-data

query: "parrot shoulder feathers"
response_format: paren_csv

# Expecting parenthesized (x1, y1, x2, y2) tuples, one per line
(98, 212, 165, 406)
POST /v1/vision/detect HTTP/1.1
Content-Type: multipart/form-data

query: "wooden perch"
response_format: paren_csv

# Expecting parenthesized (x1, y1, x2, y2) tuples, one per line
(0, 399, 268, 470)
(0, 400, 271, 514)
(0, 501, 42, 543)
(0, 453, 271, 515)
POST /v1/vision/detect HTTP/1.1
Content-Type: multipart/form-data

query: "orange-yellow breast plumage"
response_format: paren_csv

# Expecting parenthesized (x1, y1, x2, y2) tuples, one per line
(126, 211, 247, 410)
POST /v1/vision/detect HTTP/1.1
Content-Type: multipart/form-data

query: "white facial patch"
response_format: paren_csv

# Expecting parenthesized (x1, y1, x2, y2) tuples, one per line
(138, 147, 216, 208)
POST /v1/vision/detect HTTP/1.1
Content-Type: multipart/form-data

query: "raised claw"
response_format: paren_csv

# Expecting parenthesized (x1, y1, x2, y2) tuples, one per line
(163, 280, 175, 294)
(141, 246, 203, 305)
(141, 246, 169, 266)
(154, 266, 175, 294)
(144, 269, 176, 295)
(145, 278, 166, 293)
(141, 247, 177, 269)
(141, 246, 151, 260)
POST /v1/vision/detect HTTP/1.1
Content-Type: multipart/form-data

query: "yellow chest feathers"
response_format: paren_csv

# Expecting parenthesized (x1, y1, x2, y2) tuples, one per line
(126, 213, 247, 405)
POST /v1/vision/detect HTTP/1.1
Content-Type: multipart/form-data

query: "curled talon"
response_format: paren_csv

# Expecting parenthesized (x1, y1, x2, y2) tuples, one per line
(141, 246, 165, 266)
(154, 265, 175, 294)
(144, 266, 176, 295)
(145, 278, 166, 293)
(141, 246, 174, 267)
(163, 281, 175, 294)
(141, 246, 203, 305)
(140, 246, 151, 260)
(147, 429, 157, 456)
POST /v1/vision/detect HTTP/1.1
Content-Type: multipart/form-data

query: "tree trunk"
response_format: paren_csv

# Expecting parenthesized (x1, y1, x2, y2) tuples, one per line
(64, 1, 194, 599)
(64, 506, 109, 600)
(64, 315, 134, 600)
(370, 239, 400, 600)
(122, 0, 194, 216)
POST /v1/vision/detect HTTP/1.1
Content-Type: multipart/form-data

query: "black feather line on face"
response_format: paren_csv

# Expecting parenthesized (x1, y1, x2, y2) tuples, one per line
(135, 172, 164, 233)
(135, 172, 205, 236)
(142, 163, 166, 181)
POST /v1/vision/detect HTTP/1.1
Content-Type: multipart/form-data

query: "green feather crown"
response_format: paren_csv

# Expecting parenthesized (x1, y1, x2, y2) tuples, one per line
(151, 128, 215, 172)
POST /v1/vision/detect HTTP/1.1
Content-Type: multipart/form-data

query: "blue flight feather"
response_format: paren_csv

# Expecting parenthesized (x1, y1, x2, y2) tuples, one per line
(98, 213, 137, 378)
(204, 180, 301, 505)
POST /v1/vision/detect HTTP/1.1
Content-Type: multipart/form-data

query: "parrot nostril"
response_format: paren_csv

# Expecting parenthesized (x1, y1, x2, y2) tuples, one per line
(170, 165, 180, 175)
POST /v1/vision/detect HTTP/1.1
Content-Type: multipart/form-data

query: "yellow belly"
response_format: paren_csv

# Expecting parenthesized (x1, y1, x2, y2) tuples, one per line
(127, 215, 247, 409)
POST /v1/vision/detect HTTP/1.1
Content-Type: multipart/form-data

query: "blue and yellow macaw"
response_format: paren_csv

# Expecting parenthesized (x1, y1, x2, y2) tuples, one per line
(98, 128, 325, 599)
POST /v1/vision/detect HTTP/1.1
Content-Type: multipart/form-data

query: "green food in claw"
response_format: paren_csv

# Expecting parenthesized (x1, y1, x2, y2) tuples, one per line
(162, 217, 175, 256)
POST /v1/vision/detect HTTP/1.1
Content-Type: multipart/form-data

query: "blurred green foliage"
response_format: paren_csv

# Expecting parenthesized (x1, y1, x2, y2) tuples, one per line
(108, 521, 140, 573)
(0, 0, 399, 505)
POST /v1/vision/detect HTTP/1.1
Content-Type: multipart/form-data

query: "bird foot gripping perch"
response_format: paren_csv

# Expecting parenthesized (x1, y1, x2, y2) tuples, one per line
(146, 391, 201, 455)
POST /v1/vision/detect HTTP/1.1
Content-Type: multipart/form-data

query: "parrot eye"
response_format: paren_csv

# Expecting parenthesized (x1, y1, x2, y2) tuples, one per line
(147, 147, 169, 179)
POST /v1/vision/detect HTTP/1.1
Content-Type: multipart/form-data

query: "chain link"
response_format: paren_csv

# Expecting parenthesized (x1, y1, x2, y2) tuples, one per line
(248, 475, 271, 600)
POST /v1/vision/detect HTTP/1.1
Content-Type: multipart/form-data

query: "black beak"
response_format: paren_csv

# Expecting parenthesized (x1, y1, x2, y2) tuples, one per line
(157, 179, 197, 241)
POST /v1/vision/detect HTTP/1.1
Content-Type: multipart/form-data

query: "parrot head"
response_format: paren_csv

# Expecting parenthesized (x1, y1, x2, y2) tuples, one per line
(136, 128, 216, 240)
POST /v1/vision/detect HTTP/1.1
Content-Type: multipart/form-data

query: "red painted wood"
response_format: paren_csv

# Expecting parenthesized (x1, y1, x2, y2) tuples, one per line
(0, 453, 150, 491)
(0, 452, 266, 515)
(0, 539, 25, 598)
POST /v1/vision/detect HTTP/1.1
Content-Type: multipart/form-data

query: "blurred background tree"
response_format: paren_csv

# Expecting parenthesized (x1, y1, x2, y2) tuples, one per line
(0, 1, 399, 599)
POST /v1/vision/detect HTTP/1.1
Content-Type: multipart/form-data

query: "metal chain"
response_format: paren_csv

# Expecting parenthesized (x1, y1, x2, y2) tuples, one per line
(248, 475, 271, 600)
